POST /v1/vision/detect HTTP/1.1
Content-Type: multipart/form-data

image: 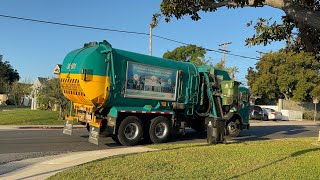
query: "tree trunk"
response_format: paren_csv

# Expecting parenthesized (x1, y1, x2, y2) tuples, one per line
(282, 3, 320, 31)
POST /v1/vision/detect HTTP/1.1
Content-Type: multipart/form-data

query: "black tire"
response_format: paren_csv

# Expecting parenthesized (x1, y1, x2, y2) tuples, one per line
(149, 116, 171, 144)
(226, 118, 241, 137)
(263, 115, 268, 121)
(117, 116, 143, 146)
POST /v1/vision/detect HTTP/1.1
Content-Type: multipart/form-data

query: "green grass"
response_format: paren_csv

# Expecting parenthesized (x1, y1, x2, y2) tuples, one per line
(50, 138, 320, 180)
(0, 106, 64, 125)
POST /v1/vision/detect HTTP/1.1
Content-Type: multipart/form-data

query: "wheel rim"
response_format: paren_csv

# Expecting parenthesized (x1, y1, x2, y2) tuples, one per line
(227, 121, 240, 135)
(154, 122, 168, 139)
(124, 123, 139, 140)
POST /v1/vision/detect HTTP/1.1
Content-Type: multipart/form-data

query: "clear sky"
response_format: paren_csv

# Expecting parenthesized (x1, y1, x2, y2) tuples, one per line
(0, 0, 285, 84)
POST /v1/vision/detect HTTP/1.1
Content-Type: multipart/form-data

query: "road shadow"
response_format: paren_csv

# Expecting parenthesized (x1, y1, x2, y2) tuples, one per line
(163, 124, 315, 144)
(234, 125, 312, 142)
(76, 124, 315, 146)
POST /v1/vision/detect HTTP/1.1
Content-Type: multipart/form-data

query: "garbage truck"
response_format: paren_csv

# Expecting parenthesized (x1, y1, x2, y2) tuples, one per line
(60, 40, 250, 146)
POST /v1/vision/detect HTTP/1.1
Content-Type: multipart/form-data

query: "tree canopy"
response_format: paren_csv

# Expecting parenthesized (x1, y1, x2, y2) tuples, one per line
(163, 44, 207, 66)
(246, 50, 320, 103)
(10, 81, 31, 106)
(163, 45, 239, 78)
(38, 78, 69, 119)
(0, 55, 20, 93)
(159, 0, 320, 55)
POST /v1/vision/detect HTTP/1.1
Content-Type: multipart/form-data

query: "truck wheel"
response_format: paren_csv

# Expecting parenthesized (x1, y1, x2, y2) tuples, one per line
(117, 116, 143, 146)
(149, 116, 170, 144)
(226, 119, 241, 137)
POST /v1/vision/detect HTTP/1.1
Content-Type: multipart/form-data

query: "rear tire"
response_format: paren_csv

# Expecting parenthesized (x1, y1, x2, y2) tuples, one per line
(117, 116, 143, 146)
(149, 116, 171, 144)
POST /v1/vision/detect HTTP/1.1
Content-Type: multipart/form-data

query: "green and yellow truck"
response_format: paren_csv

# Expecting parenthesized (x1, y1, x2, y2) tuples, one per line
(61, 40, 250, 146)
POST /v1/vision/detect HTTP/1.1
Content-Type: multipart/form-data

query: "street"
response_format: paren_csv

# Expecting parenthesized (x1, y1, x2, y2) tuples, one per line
(0, 121, 319, 175)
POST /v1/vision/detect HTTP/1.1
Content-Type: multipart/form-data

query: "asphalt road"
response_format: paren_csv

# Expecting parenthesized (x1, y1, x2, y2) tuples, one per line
(0, 121, 319, 174)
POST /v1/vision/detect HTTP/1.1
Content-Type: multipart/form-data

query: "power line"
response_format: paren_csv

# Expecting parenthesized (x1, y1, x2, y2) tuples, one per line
(0, 14, 259, 61)
(0, 14, 149, 36)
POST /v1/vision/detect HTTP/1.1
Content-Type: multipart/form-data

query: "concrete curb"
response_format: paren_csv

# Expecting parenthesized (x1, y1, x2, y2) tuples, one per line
(0, 125, 85, 130)
(0, 147, 158, 180)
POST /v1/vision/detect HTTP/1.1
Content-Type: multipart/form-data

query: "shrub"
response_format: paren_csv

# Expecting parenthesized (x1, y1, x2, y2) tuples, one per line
(303, 111, 320, 120)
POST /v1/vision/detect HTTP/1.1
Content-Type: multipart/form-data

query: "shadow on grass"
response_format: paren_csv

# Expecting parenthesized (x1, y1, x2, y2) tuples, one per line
(227, 147, 320, 180)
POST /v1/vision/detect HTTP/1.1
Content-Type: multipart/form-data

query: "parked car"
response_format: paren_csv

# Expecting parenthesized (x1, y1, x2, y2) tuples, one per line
(250, 105, 263, 120)
(262, 108, 282, 121)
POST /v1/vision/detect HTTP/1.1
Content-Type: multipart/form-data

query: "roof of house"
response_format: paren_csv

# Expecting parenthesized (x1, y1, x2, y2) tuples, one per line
(37, 77, 48, 85)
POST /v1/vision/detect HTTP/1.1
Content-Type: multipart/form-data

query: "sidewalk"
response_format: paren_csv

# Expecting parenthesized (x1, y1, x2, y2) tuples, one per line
(0, 147, 158, 180)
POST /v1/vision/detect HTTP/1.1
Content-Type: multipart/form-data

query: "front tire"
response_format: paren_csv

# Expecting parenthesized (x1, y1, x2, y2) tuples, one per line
(226, 119, 241, 137)
(149, 116, 171, 144)
(117, 116, 143, 146)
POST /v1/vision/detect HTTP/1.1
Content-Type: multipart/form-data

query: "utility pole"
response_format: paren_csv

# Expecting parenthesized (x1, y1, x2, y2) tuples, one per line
(149, 26, 153, 56)
(149, 14, 161, 56)
(218, 42, 232, 69)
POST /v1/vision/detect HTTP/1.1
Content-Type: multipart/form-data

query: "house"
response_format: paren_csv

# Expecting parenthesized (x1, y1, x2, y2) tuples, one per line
(0, 94, 8, 105)
(31, 77, 48, 110)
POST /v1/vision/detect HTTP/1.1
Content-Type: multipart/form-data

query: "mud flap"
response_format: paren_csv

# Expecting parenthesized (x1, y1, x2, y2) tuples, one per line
(88, 125, 100, 145)
(63, 120, 73, 135)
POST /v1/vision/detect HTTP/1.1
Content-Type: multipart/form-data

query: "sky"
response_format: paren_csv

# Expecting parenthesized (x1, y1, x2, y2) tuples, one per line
(0, 0, 286, 84)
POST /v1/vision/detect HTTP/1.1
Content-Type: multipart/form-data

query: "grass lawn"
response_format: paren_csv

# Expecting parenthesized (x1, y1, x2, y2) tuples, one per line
(0, 106, 64, 125)
(50, 138, 320, 180)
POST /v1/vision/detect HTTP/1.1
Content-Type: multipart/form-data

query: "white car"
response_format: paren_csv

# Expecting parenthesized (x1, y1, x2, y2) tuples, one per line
(262, 108, 282, 120)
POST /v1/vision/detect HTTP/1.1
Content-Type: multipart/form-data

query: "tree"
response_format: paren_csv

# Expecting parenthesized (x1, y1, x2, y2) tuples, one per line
(163, 45, 207, 66)
(9, 81, 31, 107)
(159, 0, 320, 54)
(0, 55, 20, 93)
(246, 50, 320, 103)
(38, 78, 69, 119)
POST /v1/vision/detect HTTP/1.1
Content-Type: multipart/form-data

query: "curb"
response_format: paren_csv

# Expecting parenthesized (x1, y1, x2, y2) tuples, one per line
(18, 126, 85, 130)
(0, 125, 85, 130)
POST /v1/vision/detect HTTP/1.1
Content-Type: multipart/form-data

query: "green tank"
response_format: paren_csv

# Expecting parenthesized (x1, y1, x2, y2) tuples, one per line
(60, 41, 199, 111)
